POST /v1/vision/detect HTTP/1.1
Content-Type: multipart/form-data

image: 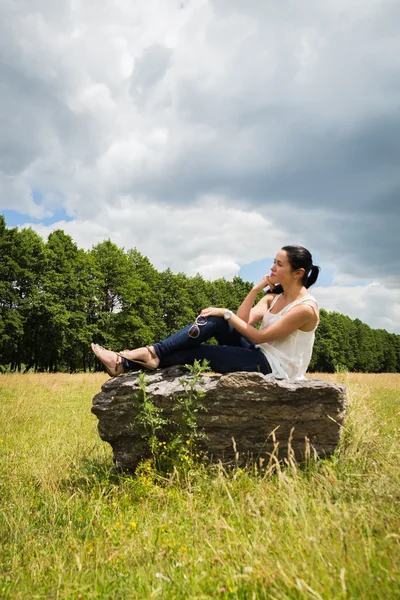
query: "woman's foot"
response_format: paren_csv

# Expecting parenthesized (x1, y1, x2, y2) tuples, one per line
(117, 345, 159, 370)
(91, 344, 124, 377)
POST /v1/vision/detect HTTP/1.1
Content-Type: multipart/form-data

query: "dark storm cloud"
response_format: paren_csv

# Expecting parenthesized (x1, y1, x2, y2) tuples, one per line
(109, 0, 400, 283)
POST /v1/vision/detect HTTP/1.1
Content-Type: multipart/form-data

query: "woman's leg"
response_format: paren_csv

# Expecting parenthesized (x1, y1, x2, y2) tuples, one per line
(157, 344, 272, 375)
(213, 321, 256, 349)
(152, 316, 250, 360)
(106, 316, 264, 374)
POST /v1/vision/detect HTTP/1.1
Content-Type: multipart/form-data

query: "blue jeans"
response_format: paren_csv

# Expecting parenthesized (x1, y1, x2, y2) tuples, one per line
(121, 316, 271, 375)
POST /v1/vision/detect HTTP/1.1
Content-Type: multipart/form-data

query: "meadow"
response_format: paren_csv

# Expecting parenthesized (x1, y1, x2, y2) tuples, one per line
(0, 372, 399, 599)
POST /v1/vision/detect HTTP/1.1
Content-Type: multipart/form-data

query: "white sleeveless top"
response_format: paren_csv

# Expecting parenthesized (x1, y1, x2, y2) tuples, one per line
(256, 294, 319, 381)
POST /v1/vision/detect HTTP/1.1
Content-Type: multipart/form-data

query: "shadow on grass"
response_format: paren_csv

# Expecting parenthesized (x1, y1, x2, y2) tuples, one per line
(57, 456, 133, 493)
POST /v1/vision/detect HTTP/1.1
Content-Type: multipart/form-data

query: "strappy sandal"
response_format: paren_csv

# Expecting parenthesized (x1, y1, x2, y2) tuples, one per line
(92, 344, 124, 377)
(116, 346, 159, 371)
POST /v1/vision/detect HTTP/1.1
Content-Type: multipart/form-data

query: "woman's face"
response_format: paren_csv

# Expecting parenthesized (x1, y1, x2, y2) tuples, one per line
(269, 249, 298, 284)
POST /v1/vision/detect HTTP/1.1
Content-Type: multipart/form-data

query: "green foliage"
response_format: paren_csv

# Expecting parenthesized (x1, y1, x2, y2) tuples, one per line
(174, 360, 208, 444)
(309, 310, 400, 373)
(135, 370, 170, 455)
(1, 214, 400, 373)
(134, 360, 209, 474)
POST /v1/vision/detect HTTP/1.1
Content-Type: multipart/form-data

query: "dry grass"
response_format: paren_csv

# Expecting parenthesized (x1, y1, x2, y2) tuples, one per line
(0, 372, 399, 599)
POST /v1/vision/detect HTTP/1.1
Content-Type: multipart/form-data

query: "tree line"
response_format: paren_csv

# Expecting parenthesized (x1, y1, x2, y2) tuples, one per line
(1, 215, 399, 374)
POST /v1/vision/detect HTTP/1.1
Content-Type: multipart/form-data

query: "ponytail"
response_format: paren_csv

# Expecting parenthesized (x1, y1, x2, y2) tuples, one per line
(305, 264, 320, 288)
(266, 267, 319, 294)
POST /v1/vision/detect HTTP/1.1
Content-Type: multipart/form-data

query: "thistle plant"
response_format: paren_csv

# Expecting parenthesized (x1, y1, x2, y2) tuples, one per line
(134, 360, 209, 474)
(135, 370, 169, 456)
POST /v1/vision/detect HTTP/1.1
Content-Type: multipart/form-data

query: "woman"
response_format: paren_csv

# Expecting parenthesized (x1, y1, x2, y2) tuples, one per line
(92, 245, 320, 380)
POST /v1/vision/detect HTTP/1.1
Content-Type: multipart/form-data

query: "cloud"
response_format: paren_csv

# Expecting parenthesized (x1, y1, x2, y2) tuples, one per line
(1, 0, 399, 331)
(313, 284, 400, 334)
(23, 195, 286, 278)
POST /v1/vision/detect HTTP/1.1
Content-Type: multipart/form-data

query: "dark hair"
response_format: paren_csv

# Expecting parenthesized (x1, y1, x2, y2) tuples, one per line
(267, 245, 320, 294)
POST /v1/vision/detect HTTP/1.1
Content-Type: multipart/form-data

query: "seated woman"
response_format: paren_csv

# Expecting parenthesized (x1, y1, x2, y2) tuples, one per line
(92, 245, 320, 381)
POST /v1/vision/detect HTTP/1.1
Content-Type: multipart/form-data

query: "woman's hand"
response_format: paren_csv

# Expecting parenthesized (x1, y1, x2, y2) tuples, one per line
(252, 275, 275, 293)
(200, 307, 226, 317)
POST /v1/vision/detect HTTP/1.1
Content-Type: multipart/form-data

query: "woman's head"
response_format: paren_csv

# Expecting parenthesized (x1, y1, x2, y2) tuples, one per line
(269, 245, 320, 292)
(282, 245, 320, 288)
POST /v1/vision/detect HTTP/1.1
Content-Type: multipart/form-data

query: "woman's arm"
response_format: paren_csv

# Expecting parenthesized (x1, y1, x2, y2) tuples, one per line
(236, 275, 274, 323)
(247, 294, 275, 325)
(236, 288, 260, 322)
(200, 304, 317, 344)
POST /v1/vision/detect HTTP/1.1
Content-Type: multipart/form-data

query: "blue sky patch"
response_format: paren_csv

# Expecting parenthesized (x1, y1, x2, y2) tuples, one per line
(1, 208, 74, 228)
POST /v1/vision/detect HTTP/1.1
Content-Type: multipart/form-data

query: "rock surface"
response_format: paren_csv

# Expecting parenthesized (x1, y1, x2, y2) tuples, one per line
(91, 367, 348, 471)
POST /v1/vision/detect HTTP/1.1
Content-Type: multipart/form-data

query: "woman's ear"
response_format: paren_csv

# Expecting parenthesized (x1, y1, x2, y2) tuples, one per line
(294, 268, 305, 281)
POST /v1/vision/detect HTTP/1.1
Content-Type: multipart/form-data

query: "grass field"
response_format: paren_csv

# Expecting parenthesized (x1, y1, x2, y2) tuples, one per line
(0, 372, 399, 599)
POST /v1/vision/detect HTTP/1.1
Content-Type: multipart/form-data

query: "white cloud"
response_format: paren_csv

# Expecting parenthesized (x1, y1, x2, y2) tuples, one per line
(1, 0, 400, 332)
(313, 284, 400, 333)
(23, 195, 286, 278)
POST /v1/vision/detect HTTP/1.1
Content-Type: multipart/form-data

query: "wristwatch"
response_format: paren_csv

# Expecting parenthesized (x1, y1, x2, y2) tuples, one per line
(224, 310, 233, 320)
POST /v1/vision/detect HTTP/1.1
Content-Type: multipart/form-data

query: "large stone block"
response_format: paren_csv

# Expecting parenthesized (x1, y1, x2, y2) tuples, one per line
(91, 367, 348, 471)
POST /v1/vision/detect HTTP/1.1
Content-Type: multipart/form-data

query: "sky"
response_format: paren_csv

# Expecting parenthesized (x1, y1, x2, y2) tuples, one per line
(1, 0, 399, 333)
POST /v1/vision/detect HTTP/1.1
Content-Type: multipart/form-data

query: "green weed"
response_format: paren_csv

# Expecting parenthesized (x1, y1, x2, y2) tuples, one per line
(134, 360, 208, 475)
